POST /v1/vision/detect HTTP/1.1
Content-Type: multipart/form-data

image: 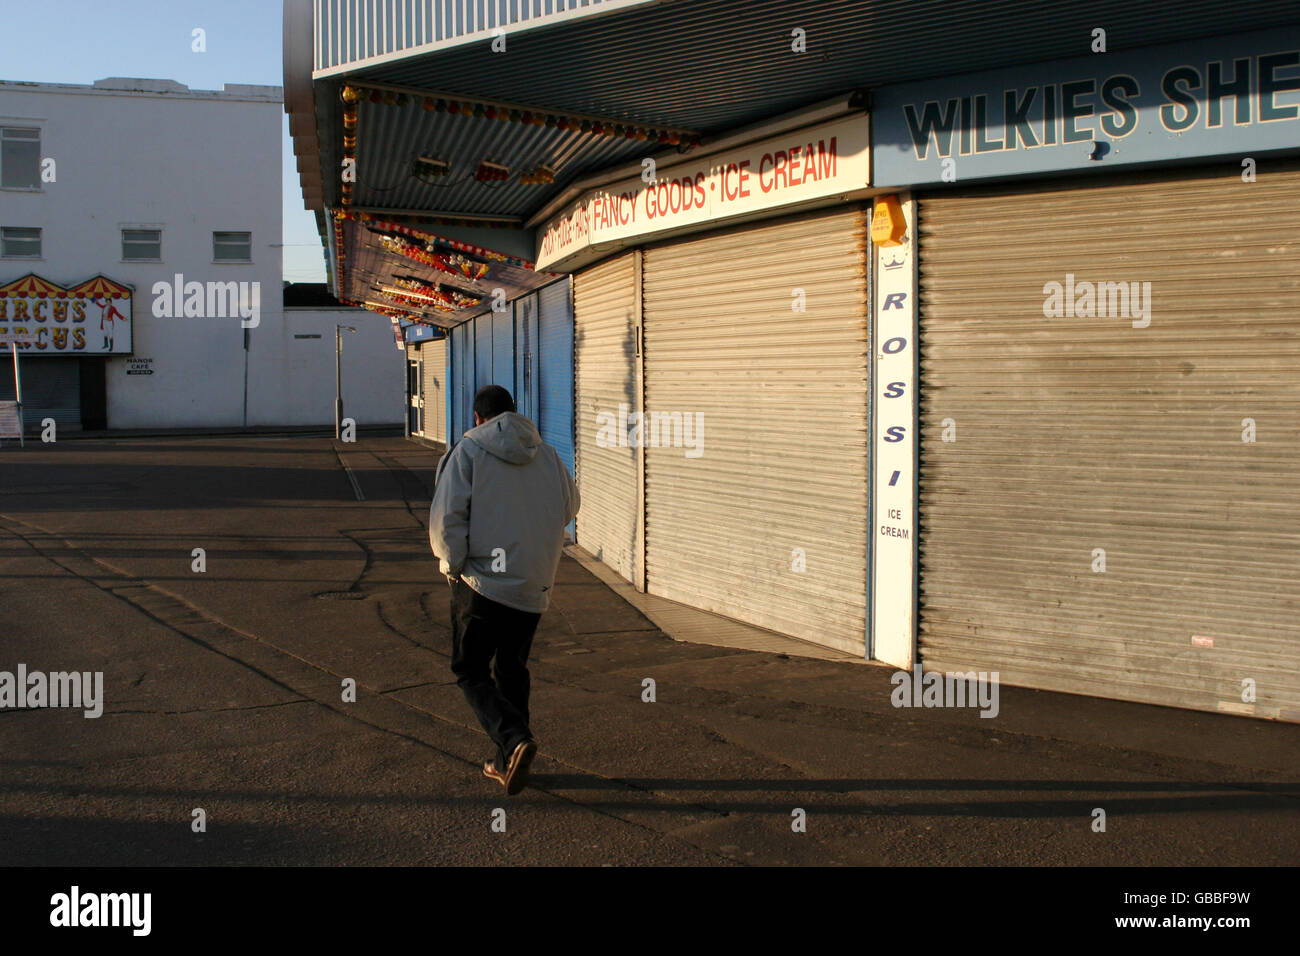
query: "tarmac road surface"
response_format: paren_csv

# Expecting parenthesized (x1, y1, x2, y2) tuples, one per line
(1, 435, 1296, 866)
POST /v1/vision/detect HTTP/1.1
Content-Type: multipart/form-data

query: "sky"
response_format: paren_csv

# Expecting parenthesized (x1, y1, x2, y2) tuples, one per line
(1, 0, 327, 284)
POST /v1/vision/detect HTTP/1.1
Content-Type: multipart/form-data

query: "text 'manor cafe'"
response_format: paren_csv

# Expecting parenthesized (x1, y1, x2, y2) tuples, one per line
(285, 0, 1300, 721)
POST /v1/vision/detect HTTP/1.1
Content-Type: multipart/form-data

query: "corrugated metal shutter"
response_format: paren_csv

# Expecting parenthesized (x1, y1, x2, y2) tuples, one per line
(573, 252, 639, 582)
(491, 309, 514, 391)
(538, 278, 574, 476)
(642, 208, 871, 654)
(448, 327, 461, 440)
(420, 338, 446, 444)
(473, 313, 492, 406)
(3, 358, 81, 431)
(917, 163, 1300, 720)
(450, 322, 473, 441)
(514, 294, 539, 422)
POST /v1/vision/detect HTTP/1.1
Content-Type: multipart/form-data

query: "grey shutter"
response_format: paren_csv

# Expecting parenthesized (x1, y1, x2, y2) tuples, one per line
(917, 163, 1300, 720)
(642, 207, 871, 655)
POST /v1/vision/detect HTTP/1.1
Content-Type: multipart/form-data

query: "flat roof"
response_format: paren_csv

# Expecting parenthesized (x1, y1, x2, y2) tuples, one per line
(0, 77, 282, 103)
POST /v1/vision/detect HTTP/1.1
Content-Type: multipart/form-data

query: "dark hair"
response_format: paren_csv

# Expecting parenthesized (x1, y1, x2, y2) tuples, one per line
(473, 384, 516, 420)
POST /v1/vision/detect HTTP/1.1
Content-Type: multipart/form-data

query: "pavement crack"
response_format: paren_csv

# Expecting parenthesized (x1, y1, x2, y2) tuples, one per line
(374, 452, 433, 528)
(335, 528, 375, 593)
(379, 680, 444, 694)
(0, 510, 736, 851)
(106, 699, 313, 717)
(374, 597, 442, 651)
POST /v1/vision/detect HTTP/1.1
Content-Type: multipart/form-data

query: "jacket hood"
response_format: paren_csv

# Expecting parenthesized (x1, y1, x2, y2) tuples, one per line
(465, 411, 541, 465)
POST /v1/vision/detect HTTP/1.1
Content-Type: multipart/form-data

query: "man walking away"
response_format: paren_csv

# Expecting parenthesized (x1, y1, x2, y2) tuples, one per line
(429, 385, 579, 795)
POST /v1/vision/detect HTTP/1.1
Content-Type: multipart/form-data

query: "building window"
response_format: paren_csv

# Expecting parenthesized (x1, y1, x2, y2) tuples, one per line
(122, 228, 162, 261)
(0, 127, 41, 189)
(0, 226, 41, 258)
(213, 231, 252, 262)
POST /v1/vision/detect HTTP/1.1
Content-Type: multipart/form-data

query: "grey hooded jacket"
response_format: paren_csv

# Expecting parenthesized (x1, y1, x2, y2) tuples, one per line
(429, 411, 579, 613)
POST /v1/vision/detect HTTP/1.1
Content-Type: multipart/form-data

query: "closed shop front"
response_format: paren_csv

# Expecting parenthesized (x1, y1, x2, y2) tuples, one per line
(445, 285, 575, 453)
(545, 110, 872, 651)
(0, 357, 81, 431)
(537, 279, 574, 477)
(1, 274, 132, 432)
(572, 252, 640, 582)
(449, 322, 472, 440)
(491, 310, 513, 389)
(473, 316, 492, 401)
(513, 294, 539, 422)
(405, 346, 422, 435)
(916, 163, 1300, 718)
(641, 208, 871, 653)
(419, 337, 446, 444)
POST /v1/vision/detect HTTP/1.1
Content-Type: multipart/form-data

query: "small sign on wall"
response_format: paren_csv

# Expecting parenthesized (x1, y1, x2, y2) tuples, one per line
(126, 357, 154, 376)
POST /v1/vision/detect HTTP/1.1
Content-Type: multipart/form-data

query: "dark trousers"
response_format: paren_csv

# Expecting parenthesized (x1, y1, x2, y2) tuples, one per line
(449, 577, 541, 770)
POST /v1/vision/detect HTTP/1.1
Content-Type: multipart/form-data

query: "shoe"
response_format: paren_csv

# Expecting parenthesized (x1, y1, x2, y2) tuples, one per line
(482, 760, 507, 788)
(504, 739, 538, 796)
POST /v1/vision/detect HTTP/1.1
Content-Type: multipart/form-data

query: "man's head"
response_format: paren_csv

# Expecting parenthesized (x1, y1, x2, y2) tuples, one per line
(473, 384, 516, 426)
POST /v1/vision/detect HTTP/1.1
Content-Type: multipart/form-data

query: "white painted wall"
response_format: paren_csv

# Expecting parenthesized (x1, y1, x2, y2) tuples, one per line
(246, 306, 404, 426)
(0, 79, 281, 428)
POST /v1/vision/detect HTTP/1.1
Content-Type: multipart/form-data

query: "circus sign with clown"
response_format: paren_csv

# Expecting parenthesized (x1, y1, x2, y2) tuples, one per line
(0, 273, 133, 355)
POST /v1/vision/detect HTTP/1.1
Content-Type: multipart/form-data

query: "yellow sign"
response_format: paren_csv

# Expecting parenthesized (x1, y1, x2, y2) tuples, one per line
(870, 194, 907, 247)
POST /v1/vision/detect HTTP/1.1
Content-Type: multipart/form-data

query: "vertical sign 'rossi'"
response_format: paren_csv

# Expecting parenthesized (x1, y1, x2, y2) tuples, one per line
(871, 195, 917, 669)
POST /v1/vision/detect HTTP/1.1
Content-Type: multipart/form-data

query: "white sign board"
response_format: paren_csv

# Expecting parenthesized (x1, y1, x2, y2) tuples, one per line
(0, 285, 133, 355)
(0, 401, 22, 441)
(537, 114, 871, 271)
(871, 195, 917, 669)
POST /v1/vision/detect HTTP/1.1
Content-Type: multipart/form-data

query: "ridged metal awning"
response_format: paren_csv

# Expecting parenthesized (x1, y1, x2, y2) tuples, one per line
(285, 0, 1300, 324)
(335, 0, 1300, 138)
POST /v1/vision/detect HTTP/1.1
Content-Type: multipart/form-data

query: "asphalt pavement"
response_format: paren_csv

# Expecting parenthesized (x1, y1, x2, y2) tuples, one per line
(0, 434, 1296, 866)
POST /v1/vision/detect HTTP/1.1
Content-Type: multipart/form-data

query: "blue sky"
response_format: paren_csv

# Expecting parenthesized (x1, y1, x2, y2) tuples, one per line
(2, 0, 326, 283)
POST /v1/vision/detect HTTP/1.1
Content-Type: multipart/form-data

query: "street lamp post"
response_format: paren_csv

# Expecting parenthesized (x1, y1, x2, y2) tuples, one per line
(335, 324, 357, 439)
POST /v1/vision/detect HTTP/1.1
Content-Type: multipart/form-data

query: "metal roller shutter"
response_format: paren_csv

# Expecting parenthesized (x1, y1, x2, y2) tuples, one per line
(473, 314, 492, 401)
(491, 309, 514, 392)
(538, 279, 574, 476)
(420, 338, 446, 444)
(917, 163, 1300, 719)
(573, 252, 639, 582)
(450, 322, 473, 441)
(2, 358, 80, 431)
(514, 294, 539, 422)
(642, 207, 871, 655)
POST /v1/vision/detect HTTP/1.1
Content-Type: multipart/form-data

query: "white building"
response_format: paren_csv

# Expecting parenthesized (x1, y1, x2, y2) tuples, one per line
(0, 76, 397, 431)
(259, 283, 405, 428)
